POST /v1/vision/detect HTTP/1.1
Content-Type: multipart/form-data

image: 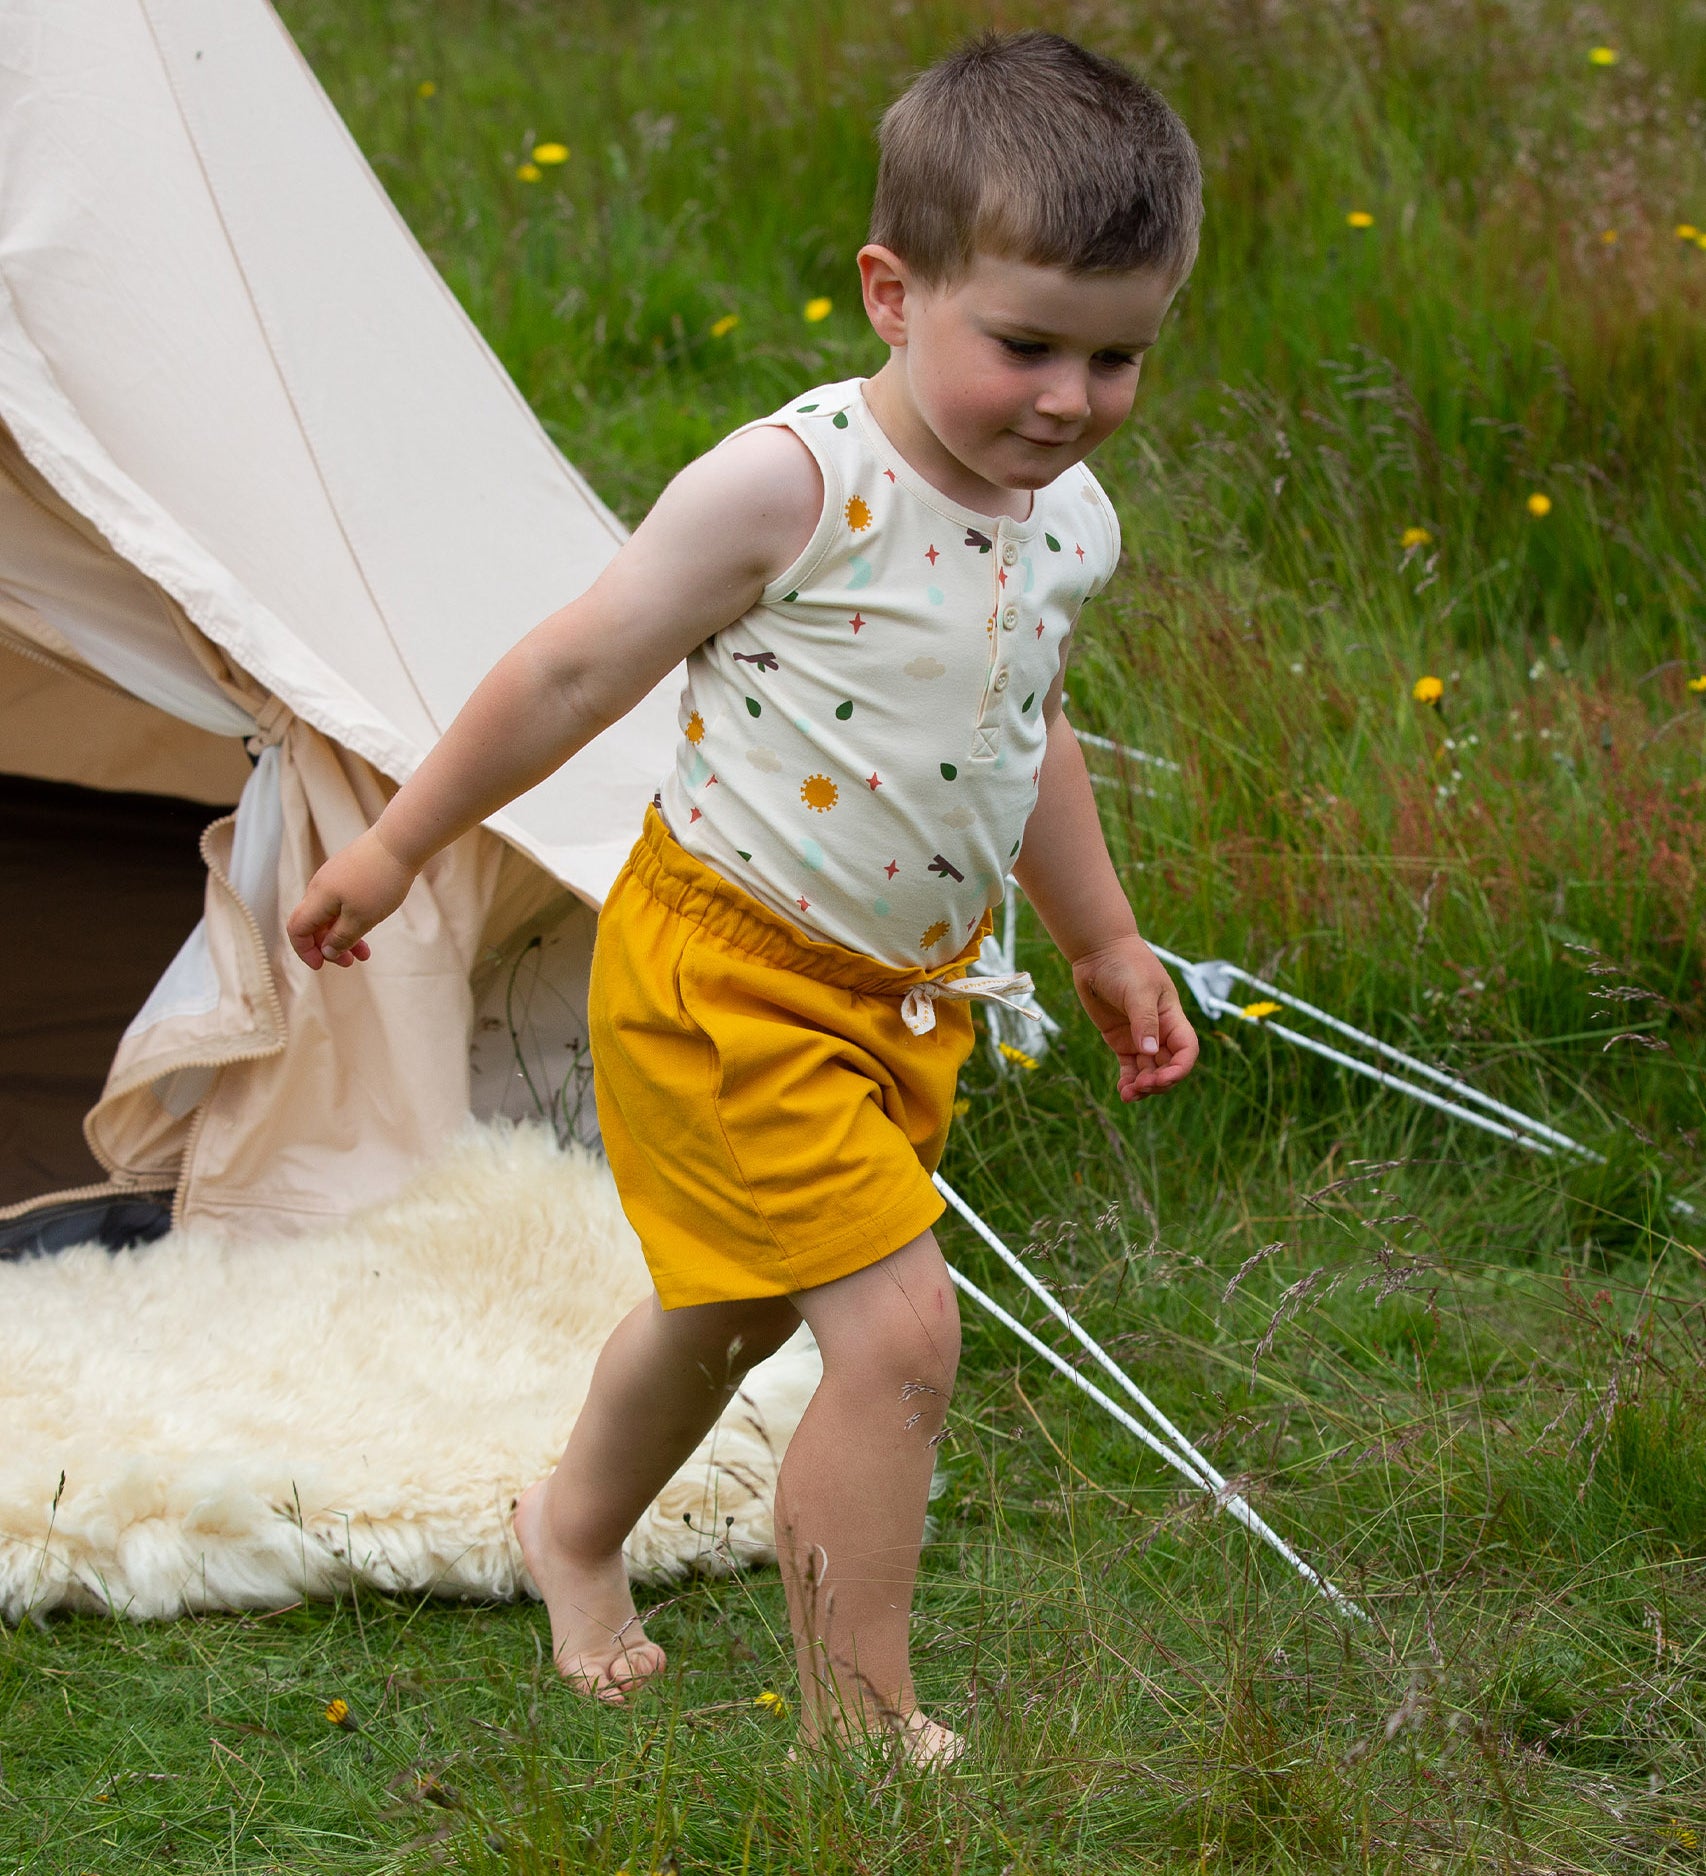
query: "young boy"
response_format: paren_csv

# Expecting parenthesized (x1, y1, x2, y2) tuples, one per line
(287, 29, 1201, 1768)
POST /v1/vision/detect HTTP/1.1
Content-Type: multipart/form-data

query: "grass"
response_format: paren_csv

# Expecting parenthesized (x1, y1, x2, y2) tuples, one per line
(4, 0, 1706, 1868)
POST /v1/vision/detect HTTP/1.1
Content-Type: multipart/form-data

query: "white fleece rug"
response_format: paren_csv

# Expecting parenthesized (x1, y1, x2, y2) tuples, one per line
(0, 1122, 821, 1624)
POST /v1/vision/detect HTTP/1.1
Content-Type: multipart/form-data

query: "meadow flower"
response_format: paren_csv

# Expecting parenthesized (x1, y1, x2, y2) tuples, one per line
(1400, 526, 1433, 549)
(515, 163, 541, 182)
(1526, 492, 1553, 517)
(324, 1698, 355, 1729)
(709, 313, 739, 338)
(1688, 676, 1706, 694)
(1588, 46, 1618, 66)
(1412, 675, 1444, 705)
(997, 1040, 1039, 1070)
(754, 1689, 789, 1715)
(532, 142, 569, 164)
(1345, 210, 1374, 228)
(1241, 1001, 1281, 1020)
(952, 1097, 971, 1117)
(1675, 225, 1698, 241)
(416, 80, 437, 99)
(1599, 229, 1618, 245)
(803, 297, 832, 323)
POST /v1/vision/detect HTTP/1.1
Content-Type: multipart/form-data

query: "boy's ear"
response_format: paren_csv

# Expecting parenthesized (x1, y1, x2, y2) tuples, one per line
(857, 244, 912, 346)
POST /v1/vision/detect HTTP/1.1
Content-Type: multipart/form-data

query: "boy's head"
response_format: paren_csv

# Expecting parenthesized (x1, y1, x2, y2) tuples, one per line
(859, 32, 1201, 496)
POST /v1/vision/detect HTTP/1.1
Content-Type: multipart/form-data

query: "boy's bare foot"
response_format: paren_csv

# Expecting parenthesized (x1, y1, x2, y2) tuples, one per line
(788, 1712, 966, 1770)
(511, 1480, 667, 1704)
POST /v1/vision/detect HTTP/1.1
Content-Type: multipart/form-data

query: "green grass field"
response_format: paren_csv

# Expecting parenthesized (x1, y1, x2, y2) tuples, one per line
(5, 1, 1706, 1869)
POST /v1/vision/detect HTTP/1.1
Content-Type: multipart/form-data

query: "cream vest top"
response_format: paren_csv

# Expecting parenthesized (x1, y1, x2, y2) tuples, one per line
(658, 377, 1121, 968)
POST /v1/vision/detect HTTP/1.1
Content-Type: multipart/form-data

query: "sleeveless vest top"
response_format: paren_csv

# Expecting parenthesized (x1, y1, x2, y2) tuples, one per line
(657, 377, 1121, 968)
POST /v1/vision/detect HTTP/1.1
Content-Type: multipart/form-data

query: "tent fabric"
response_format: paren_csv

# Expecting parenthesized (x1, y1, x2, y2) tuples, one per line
(0, 0, 682, 1232)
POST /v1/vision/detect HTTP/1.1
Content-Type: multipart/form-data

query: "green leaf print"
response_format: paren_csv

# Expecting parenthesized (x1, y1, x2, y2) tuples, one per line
(835, 700, 853, 720)
(1045, 533, 1061, 552)
(782, 591, 799, 604)
(737, 849, 752, 861)
(795, 404, 818, 412)
(1021, 692, 1035, 712)
(940, 762, 958, 781)
(832, 411, 849, 429)
(745, 696, 762, 717)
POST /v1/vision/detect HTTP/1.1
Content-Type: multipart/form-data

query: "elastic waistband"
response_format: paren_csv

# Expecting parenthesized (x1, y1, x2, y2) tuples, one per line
(625, 805, 989, 995)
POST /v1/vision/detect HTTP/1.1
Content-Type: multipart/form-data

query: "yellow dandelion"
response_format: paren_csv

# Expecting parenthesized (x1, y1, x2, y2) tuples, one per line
(515, 162, 541, 183)
(1698, 234, 1706, 252)
(1345, 210, 1374, 229)
(416, 80, 437, 99)
(803, 296, 832, 323)
(1526, 492, 1553, 517)
(800, 773, 839, 812)
(1588, 46, 1618, 66)
(532, 142, 569, 165)
(952, 1097, 971, 1117)
(754, 1690, 789, 1715)
(685, 710, 705, 745)
(1400, 525, 1433, 549)
(324, 1698, 353, 1727)
(1688, 676, 1706, 694)
(996, 1040, 1039, 1070)
(1678, 224, 1701, 241)
(920, 918, 952, 949)
(710, 313, 739, 338)
(845, 494, 872, 532)
(1241, 1001, 1282, 1021)
(1600, 228, 1618, 245)
(1412, 674, 1444, 705)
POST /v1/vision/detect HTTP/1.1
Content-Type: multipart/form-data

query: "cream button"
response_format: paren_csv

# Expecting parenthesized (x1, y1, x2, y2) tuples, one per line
(1001, 542, 1019, 566)
(993, 669, 1009, 693)
(1001, 606, 1018, 629)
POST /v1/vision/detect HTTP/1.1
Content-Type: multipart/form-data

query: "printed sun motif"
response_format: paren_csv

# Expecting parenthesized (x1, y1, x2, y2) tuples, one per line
(845, 495, 872, 532)
(919, 919, 952, 949)
(800, 773, 839, 812)
(685, 710, 706, 745)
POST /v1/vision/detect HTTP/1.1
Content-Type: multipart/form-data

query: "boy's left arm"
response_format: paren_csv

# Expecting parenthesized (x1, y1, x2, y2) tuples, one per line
(1010, 696, 1198, 1102)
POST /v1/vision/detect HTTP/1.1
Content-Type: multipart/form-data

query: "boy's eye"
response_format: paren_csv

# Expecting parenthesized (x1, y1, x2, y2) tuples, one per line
(1095, 351, 1139, 369)
(998, 338, 1048, 358)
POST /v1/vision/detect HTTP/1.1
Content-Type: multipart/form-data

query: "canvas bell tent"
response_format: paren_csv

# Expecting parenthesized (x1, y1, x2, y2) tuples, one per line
(0, 0, 683, 1247)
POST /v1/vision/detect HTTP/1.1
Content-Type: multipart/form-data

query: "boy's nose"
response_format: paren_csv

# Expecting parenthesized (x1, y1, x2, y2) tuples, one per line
(1034, 371, 1091, 424)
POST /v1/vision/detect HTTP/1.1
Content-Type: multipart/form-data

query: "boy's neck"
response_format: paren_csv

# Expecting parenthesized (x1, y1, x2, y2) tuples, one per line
(860, 362, 1034, 523)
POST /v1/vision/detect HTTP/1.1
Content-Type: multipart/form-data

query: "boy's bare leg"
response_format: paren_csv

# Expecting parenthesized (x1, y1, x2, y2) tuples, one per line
(513, 1288, 801, 1703)
(778, 1226, 964, 1766)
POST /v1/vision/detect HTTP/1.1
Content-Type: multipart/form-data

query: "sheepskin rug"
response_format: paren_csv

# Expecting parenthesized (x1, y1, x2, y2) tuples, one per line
(0, 1122, 822, 1625)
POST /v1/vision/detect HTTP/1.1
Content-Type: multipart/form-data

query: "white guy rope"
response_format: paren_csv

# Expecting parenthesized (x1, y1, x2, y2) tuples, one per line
(937, 1176, 1368, 1624)
(1074, 729, 1181, 772)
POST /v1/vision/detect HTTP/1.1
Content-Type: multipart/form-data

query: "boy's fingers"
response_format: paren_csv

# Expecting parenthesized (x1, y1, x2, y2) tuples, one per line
(1129, 992, 1161, 1057)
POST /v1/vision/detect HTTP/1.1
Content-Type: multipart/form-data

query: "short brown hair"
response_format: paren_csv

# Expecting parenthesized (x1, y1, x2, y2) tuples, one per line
(869, 30, 1202, 285)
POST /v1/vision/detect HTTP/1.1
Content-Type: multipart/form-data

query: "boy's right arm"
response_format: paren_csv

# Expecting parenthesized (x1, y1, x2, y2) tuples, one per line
(286, 425, 822, 969)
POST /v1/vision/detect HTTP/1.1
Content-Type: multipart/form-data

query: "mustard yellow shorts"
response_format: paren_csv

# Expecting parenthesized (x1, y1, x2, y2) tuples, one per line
(588, 807, 983, 1309)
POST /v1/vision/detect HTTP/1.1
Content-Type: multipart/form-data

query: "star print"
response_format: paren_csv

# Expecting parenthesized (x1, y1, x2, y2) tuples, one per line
(925, 544, 939, 566)
(850, 612, 865, 634)
(706, 773, 718, 786)
(1032, 768, 1040, 783)
(1075, 543, 1086, 561)
(997, 566, 1007, 586)
(867, 773, 882, 790)
(883, 468, 896, 482)
(797, 895, 811, 912)
(1035, 620, 1045, 638)
(689, 806, 702, 823)
(884, 860, 900, 879)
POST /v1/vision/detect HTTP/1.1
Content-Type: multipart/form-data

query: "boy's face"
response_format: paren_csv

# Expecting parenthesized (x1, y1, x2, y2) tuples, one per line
(859, 247, 1184, 496)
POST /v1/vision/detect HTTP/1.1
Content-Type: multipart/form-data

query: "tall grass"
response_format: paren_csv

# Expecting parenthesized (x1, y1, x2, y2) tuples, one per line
(3, 1, 1704, 1869)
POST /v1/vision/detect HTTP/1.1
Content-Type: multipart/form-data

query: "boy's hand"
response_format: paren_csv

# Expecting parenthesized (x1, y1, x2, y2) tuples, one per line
(1071, 935, 1199, 1101)
(285, 828, 417, 971)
